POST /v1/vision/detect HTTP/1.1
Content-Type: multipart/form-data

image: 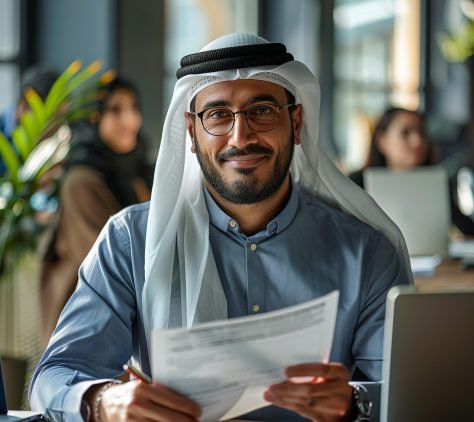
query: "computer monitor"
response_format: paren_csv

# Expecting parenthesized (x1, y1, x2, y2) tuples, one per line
(381, 286, 474, 422)
(364, 166, 451, 257)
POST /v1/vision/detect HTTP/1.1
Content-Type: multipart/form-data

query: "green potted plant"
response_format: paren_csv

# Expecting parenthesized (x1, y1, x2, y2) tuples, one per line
(0, 60, 114, 276)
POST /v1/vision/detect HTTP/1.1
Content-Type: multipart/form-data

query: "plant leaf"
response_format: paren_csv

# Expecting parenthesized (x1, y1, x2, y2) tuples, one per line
(24, 87, 47, 126)
(11, 126, 30, 161)
(65, 60, 102, 94)
(45, 60, 82, 115)
(19, 112, 38, 149)
(0, 132, 20, 186)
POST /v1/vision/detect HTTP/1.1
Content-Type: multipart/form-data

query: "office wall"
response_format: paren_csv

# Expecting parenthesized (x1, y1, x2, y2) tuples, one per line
(118, 0, 164, 155)
(35, 0, 116, 72)
(33, 0, 164, 156)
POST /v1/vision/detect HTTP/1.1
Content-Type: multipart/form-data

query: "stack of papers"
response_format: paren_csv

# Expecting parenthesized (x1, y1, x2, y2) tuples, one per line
(152, 291, 339, 422)
(449, 240, 474, 259)
(410, 255, 442, 277)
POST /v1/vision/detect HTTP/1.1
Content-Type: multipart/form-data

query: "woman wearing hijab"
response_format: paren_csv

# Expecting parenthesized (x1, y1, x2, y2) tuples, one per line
(40, 77, 154, 344)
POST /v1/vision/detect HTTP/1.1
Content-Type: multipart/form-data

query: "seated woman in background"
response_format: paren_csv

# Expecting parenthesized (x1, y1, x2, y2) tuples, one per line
(349, 106, 474, 236)
(40, 77, 154, 345)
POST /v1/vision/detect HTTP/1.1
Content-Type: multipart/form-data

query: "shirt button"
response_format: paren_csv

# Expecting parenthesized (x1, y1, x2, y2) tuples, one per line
(250, 243, 257, 251)
(229, 220, 237, 228)
(252, 304, 260, 312)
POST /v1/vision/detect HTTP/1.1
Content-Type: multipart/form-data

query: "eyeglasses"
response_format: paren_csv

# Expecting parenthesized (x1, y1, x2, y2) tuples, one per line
(190, 103, 294, 136)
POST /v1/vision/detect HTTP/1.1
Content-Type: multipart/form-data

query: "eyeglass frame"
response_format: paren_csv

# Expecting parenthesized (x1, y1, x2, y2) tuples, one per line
(189, 103, 295, 136)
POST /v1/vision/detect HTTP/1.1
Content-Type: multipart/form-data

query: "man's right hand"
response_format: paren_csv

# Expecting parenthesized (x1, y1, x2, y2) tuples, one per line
(86, 380, 202, 422)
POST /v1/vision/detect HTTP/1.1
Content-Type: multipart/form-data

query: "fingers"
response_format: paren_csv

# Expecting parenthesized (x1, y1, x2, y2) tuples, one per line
(124, 396, 198, 422)
(267, 378, 350, 399)
(264, 362, 352, 422)
(264, 392, 350, 422)
(129, 399, 199, 422)
(285, 362, 349, 381)
(101, 380, 202, 422)
(141, 383, 202, 418)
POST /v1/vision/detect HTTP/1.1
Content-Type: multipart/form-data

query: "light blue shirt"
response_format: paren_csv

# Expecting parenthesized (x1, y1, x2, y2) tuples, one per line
(30, 181, 409, 421)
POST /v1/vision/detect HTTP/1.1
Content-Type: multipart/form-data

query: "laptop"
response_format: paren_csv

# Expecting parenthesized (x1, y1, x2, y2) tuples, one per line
(364, 166, 451, 257)
(380, 285, 474, 422)
(0, 361, 43, 421)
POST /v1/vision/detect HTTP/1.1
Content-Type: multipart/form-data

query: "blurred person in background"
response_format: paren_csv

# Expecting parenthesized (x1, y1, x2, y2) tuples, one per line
(349, 106, 474, 235)
(40, 77, 154, 345)
(0, 65, 59, 174)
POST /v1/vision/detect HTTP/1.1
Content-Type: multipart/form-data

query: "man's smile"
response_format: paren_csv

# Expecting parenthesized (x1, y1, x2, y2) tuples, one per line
(222, 154, 270, 169)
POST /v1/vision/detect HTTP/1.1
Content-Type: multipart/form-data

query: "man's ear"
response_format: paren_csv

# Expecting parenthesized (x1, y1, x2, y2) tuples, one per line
(291, 104, 303, 145)
(184, 112, 196, 153)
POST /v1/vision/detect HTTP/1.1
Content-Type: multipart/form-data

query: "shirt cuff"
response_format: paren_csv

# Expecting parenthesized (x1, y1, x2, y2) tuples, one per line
(47, 379, 115, 422)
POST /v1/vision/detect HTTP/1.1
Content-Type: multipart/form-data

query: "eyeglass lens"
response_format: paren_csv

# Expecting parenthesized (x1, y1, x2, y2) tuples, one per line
(202, 104, 281, 135)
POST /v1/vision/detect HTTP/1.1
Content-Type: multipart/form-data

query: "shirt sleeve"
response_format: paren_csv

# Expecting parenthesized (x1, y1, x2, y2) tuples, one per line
(30, 215, 137, 421)
(352, 231, 410, 381)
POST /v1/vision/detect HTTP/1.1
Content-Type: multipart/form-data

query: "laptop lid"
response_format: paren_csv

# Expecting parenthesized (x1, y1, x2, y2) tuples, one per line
(0, 361, 43, 421)
(0, 362, 19, 421)
(364, 166, 451, 257)
(0, 362, 7, 415)
(381, 286, 474, 422)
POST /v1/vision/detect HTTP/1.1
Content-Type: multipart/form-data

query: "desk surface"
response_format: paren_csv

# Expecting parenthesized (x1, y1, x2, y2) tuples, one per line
(414, 258, 474, 286)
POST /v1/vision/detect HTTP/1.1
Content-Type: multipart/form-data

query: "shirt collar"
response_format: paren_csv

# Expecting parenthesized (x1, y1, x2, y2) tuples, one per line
(204, 176, 300, 237)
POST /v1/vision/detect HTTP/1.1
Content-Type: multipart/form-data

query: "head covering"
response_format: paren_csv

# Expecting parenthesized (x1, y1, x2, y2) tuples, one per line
(143, 33, 412, 343)
(21, 64, 59, 101)
(66, 123, 152, 207)
(66, 77, 152, 207)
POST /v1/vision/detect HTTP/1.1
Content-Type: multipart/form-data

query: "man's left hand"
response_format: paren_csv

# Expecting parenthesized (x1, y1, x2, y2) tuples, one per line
(263, 362, 352, 422)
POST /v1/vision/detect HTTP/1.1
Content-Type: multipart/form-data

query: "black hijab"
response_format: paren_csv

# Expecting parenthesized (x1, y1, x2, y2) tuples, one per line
(65, 78, 153, 207)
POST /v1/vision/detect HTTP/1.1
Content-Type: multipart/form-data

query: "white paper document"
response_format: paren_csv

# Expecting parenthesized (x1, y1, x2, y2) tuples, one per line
(151, 290, 339, 422)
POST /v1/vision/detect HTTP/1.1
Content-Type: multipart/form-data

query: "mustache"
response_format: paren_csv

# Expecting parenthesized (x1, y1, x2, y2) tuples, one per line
(217, 145, 272, 161)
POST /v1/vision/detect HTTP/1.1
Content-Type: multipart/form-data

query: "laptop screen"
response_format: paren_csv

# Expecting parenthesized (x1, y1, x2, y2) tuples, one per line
(0, 362, 7, 415)
(364, 166, 451, 257)
(381, 286, 474, 422)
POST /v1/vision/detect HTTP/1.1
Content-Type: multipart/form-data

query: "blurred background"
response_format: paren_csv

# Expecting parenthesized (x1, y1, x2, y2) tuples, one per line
(1, 0, 473, 166)
(1, 0, 474, 410)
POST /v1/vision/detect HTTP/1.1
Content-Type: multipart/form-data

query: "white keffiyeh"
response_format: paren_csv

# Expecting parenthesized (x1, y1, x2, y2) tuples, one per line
(143, 33, 412, 343)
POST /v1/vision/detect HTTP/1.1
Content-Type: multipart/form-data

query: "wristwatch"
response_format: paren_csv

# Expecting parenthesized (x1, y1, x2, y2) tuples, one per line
(80, 399, 91, 422)
(350, 383, 372, 421)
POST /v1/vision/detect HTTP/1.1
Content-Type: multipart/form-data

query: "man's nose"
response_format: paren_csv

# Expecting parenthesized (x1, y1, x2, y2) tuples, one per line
(228, 112, 257, 148)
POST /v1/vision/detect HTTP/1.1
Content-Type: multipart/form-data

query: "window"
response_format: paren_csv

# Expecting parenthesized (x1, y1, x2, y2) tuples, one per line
(163, 0, 259, 108)
(332, 0, 421, 171)
(0, 0, 21, 110)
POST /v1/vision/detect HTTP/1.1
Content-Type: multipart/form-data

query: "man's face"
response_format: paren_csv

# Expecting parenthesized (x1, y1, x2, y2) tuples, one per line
(185, 79, 302, 204)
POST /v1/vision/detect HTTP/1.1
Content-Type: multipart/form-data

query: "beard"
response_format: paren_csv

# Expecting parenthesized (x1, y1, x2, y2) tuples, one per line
(194, 130, 295, 205)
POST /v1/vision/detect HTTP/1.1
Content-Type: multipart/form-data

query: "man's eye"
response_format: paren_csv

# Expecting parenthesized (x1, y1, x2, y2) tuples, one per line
(207, 109, 231, 119)
(250, 106, 274, 116)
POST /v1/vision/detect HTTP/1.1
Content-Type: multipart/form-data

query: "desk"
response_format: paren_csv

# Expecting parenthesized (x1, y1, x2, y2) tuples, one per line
(414, 258, 474, 286)
(0, 411, 42, 421)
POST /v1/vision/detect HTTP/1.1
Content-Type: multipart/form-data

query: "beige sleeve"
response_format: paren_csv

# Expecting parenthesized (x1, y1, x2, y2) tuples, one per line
(55, 166, 121, 266)
(40, 166, 122, 343)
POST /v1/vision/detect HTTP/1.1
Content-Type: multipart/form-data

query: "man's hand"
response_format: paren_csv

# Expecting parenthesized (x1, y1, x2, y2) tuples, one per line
(87, 380, 202, 422)
(263, 362, 352, 422)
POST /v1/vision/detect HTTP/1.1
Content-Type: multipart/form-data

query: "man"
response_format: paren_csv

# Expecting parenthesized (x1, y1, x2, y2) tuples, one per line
(30, 33, 411, 422)
(0, 65, 58, 174)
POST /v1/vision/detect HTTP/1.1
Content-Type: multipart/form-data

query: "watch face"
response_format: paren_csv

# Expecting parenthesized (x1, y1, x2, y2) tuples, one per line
(354, 385, 372, 417)
(358, 399, 372, 415)
(80, 399, 91, 422)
